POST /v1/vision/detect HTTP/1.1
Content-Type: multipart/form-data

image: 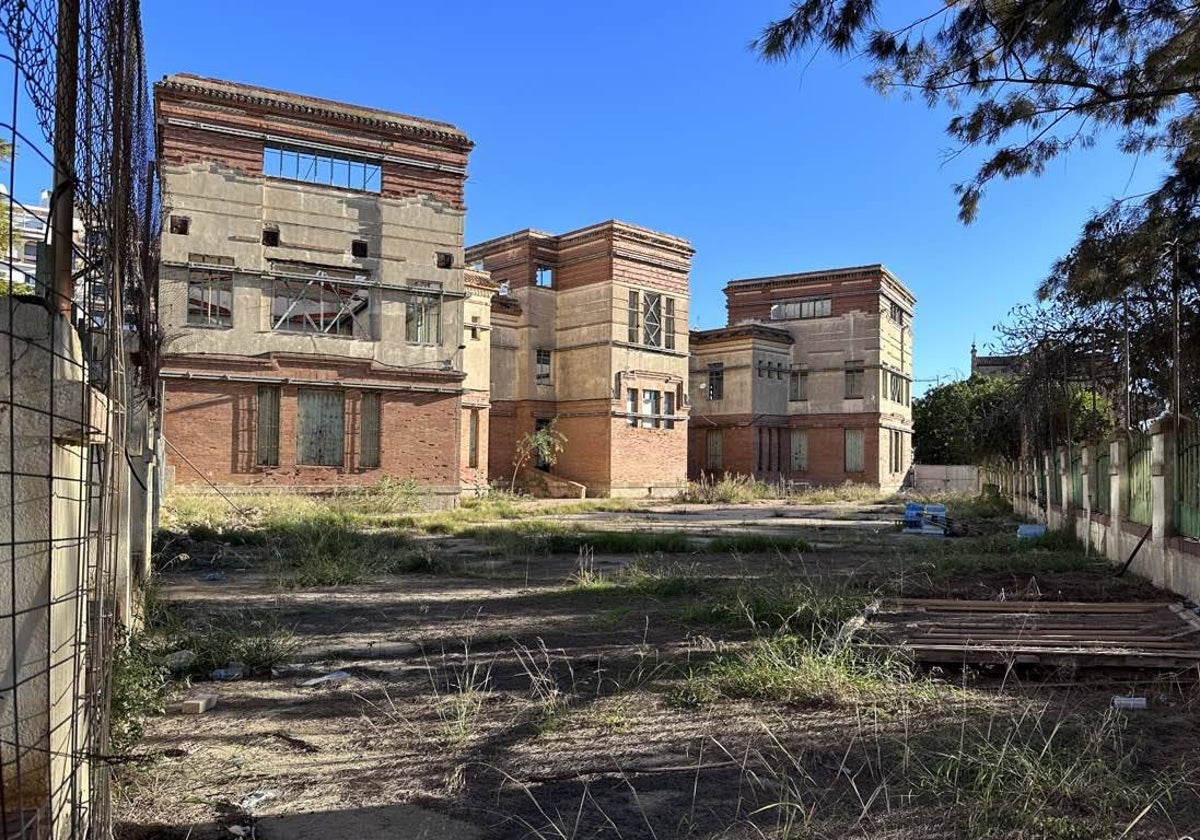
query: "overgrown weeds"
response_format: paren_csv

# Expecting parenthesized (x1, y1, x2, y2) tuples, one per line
(141, 603, 300, 678)
(109, 630, 167, 755)
(681, 579, 867, 634)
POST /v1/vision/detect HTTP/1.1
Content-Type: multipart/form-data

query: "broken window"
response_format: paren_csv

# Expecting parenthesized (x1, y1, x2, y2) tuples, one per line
(642, 292, 662, 347)
(707, 429, 723, 471)
(534, 419, 552, 469)
(437, 252, 453, 269)
(169, 215, 190, 235)
(663, 390, 675, 430)
(352, 240, 368, 258)
(536, 349, 552, 385)
(664, 298, 676, 350)
(844, 428, 865, 473)
(642, 389, 661, 429)
(273, 278, 373, 338)
(844, 368, 865, 399)
(627, 290, 639, 343)
(263, 143, 382, 193)
(770, 298, 832, 320)
(404, 293, 440, 345)
(626, 388, 638, 427)
(256, 386, 280, 467)
(297, 389, 345, 467)
(889, 429, 903, 474)
(360, 391, 381, 469)
(790, 430, 808, 471)
(187, 270, 233, 328)
(707, 364, 724, 400)
(535, 266, 554, 288)
(262, 228, 280, 247)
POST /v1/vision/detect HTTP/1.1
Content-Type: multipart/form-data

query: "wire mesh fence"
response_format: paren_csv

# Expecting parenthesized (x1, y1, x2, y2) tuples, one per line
(0, 0, 157, 836)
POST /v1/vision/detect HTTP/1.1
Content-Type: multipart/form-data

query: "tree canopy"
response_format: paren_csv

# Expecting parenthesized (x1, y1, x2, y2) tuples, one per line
(756, 1, 1200, 222)
(913, 375, 1021, 465)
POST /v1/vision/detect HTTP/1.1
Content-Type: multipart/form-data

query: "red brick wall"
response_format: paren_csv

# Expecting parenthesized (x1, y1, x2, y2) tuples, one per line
(725, 271, 884, 324)
(687, 413, 885, 487)
(164, 379, 460, 489)
(459, 406, 489, 491)
(156, 79, 471, 209)
(609, 419, 687, 493)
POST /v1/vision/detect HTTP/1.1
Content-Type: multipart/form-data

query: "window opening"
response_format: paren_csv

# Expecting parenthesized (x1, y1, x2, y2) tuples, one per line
(256, 386, 280, 467)
(297, 389, 345, 467)
(187, 270, 233, 328)
(361, 392, 381, 469)
(263, 143, 382, 192)
(273, 277, 373, 338)
(536, 349, 552, 385)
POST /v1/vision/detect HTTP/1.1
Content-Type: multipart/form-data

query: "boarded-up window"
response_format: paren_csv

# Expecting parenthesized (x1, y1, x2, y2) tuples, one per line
(468, 409, 480, 468)
(845, 428, 865, 473)
(845, 368, 865, 399)
(642, 389, 661, 428)
(297, 389, 345, 467)
(360, 392, 381, 469)
(707, 429, 723, 471)
(790, 430, 807, 471)
(664, 298, 676, 350)
(256, 386, 280, 467)
(789, 370, 808, 401)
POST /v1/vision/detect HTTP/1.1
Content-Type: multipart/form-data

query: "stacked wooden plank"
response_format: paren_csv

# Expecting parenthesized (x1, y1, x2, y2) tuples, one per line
(868, 599, 1200, 669)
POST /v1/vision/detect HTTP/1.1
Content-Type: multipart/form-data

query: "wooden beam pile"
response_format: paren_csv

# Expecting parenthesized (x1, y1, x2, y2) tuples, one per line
(868, 599, 1200, 670)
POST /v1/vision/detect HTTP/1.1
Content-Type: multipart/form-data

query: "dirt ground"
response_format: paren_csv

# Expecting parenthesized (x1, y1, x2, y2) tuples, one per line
(113, 500, 1200, 840)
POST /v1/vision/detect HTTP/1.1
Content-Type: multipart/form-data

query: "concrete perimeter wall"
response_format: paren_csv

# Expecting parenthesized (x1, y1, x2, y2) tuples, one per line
(985, 420, 1200, 602)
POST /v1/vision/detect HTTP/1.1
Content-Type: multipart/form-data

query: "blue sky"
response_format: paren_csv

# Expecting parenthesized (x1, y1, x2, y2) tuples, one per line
(26, 1, 1171, 390)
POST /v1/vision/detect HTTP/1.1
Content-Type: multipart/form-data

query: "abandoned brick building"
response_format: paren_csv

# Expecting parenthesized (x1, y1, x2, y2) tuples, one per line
(155, 75, 483, 501)
(466, 221, 694, 497)
(689, 265, 915, 489)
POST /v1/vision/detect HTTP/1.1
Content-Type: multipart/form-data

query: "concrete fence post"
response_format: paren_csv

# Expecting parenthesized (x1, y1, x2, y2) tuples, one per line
(1109, 435, 1126, 566)
(1058, 446, 1071, 519)
(1041, 451, 1052, 525)
(1081, 443, 1092, 547)
(1151, 420, 1177, 591)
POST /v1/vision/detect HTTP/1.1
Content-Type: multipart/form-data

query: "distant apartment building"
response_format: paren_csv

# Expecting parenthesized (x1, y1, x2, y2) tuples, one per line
(690, 265, 915, 489)
(2, 188, 85, 295)
(154, 74, 483, 500)
(466, 221, 693, 497)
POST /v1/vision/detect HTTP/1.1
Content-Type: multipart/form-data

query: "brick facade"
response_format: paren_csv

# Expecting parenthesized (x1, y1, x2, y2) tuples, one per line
(469, 221, 693, 497)
(155, 76, 482, 498)
(690, 265, 915, 489)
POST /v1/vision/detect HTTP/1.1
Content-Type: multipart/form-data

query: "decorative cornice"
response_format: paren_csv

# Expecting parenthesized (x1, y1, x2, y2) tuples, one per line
(157, 74, 473, 150)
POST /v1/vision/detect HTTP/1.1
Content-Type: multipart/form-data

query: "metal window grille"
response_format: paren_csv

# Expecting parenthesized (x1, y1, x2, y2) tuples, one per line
(297, 389, 345, 467)
(845, 429, 865, 473)
(256, 386, 280, 467)
(187, 272, 233, 328)
(642, 292, 662, 347)
(360, 392, 381, 469)
(262, 144, 382, 192)
(707, 364, 724, 400)
(404, 294, 440, 345)
(273, 279, 372, 338)
(536, 349, 552, 385)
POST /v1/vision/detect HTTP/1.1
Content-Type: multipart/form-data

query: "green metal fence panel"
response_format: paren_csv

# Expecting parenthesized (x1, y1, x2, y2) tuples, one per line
(1176, 424, 1200, 540)
(1050, 456, 1063, 506)
(1126, 432, 1153, 526)
(1069, 449, 1084, 509)
(1094, 449, 1111, 514)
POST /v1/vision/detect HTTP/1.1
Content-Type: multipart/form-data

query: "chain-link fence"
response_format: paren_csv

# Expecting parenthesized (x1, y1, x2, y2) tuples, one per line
(0, 0, 158, 835)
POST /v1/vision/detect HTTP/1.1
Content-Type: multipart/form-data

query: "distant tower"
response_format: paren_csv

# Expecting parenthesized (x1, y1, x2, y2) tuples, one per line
(970, 340, 977, 375)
